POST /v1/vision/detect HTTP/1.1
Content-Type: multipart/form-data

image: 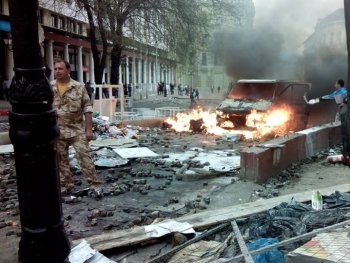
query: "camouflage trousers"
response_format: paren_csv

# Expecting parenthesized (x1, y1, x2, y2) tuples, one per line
(57, 134, 101, 188)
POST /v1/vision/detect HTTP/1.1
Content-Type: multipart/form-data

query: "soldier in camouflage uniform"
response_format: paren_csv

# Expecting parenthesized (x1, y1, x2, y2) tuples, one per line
(52, 60, 101, 191)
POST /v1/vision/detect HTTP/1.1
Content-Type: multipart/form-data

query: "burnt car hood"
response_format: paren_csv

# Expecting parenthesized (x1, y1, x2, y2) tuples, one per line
(217, 99, 273, 113)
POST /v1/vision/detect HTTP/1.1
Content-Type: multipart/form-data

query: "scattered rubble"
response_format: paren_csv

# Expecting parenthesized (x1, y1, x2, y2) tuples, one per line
(1, 102, 350, 262)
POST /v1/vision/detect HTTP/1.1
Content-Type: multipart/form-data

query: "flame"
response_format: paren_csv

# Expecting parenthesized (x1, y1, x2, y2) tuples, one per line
(164, 106, 293, 140)
(246, 106, 293, 137)
(227, 94, 245, 99)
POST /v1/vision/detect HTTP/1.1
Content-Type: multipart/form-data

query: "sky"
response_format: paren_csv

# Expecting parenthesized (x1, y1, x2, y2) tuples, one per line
(252, 0, 344, 52)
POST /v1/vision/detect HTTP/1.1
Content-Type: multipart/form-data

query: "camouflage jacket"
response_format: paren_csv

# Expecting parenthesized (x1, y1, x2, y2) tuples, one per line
(52, 78, 93, 139)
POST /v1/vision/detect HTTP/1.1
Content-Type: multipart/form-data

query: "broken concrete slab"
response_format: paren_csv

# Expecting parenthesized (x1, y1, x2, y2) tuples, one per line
(0, 144, 13, 154)
(113, 147, 158, 159)
(90, 138, 138, 148)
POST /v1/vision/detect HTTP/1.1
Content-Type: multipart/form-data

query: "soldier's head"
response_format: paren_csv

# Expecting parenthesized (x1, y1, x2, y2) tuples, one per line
(54, 59, 70, 83)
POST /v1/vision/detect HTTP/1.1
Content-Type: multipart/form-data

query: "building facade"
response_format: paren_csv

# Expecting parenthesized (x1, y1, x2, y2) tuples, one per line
(192, 0, 255, 93)
(303, 8, 347, 97)
(0, 0, 176, 97)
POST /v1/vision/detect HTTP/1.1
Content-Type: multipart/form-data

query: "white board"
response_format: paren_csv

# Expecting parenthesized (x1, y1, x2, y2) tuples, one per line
(0, 144, 13, 154)
(113, 147, 158, 159)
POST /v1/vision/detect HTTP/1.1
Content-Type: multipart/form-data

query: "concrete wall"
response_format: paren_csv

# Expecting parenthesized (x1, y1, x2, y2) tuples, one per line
(240, 123, 341, 183)
(121, 117, 166, 128)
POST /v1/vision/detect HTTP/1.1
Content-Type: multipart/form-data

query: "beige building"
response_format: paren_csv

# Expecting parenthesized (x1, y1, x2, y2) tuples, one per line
(303, 8, 347, 96)
(186, 0, 255, 93)
(0, 0, 175, 97)
(304, 8, 346, 52)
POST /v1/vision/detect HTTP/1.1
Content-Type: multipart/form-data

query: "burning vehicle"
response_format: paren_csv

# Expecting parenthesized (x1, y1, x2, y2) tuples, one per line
(216, 79, 312, 134)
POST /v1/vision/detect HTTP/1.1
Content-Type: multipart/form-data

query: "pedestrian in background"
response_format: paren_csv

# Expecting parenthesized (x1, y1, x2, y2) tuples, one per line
(52, 59, 102, 193)
(128, 83, 132, 97)
(85, 81, 94, 101)
(318, 79, 348, 155)
(194, 88, 199, 100)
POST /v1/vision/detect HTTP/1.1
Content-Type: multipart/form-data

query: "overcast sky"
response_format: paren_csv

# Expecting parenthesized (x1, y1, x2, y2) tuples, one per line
(252, 0, 344, 52)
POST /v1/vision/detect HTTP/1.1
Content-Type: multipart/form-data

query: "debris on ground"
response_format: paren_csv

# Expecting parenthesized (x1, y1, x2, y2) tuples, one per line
(2, 96, 350, 262)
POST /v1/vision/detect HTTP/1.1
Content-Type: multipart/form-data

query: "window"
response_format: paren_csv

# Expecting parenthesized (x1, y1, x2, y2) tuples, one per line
(214, 53, 222, 65)
(201, 52, 207, 66)
(68, 20, 76, 33)
(337, 31, 341, 43)
(53, 50, 63, 61)
(69, 53, 76, 65)
(72, 22, 76, 33)
(77, 23, 82, 35)
(51, 15, 58, 28)
(58, 17, 65, 30)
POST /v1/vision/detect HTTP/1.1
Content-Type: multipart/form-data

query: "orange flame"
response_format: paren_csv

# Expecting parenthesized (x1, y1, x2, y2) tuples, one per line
(246, 106, 293, 137)
(164, 106, 293, 140)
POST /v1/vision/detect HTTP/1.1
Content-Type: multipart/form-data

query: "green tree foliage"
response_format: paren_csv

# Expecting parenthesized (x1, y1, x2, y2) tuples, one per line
(73, 0, 237, 84)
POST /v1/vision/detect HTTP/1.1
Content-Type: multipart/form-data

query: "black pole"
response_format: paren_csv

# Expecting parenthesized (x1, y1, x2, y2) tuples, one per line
(8, 0, 70, 262)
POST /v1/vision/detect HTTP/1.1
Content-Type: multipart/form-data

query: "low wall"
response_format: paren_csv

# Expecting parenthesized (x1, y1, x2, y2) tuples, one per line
(120, 117, 167, 128)
(240, 123, 341, 183)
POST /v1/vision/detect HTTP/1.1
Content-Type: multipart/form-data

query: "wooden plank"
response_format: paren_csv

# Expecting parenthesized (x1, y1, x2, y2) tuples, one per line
(77, 183, 350, 252)
(176, 183, 350, 227)
(231, 220, 254, 263)
(148, 223, 230, 263)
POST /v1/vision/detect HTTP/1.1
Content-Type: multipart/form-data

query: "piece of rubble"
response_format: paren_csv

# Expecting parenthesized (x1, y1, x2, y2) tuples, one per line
(68, 239, 116, 263)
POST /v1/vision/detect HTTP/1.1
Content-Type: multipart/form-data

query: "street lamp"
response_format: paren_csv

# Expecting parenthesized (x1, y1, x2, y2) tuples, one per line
(8, 0, 70, 261)
(188, 70, 194, 88)
(160, 64, 168, 97)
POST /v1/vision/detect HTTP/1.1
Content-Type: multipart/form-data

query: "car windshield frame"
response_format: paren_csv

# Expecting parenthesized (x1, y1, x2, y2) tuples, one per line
(227, 82, 277, 100)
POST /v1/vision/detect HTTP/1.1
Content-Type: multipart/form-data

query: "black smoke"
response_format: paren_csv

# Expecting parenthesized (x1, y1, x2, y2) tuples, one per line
(212, 28, 303, 80)
(303, 46, 347, 98)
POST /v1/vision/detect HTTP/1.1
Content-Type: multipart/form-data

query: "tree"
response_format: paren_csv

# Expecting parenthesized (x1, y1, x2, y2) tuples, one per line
(65, 0, 237, 84)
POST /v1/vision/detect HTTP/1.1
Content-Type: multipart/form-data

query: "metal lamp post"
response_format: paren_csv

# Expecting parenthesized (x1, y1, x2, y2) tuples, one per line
(188, 70, 194, 89)
(8, 0, 70, 262)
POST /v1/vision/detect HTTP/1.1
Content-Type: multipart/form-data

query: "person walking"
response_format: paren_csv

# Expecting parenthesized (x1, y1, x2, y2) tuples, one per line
(85, 81, 94, 102)
(52, 59, 102, 193)
(194, 88, 199, 100)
